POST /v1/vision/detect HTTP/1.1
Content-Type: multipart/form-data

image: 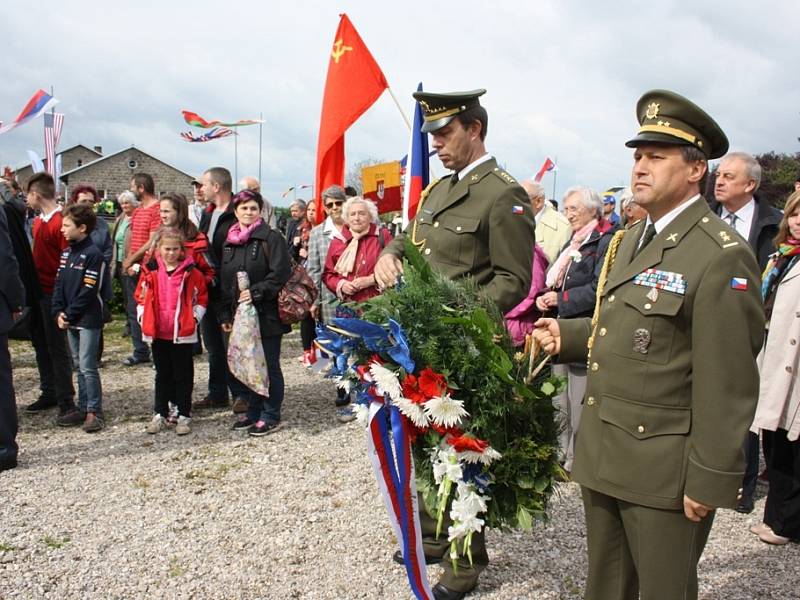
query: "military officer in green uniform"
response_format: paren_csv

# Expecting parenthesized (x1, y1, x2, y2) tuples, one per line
(375, 89, 536, 600)
(533, 90, 764, 600)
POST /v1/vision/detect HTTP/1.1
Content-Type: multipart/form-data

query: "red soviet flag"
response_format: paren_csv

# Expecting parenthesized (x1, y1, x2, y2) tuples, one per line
(314, 14, 388, 223)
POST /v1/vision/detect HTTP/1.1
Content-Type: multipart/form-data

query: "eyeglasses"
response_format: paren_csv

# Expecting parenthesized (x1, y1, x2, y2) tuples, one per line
(325, 200, 344, 208)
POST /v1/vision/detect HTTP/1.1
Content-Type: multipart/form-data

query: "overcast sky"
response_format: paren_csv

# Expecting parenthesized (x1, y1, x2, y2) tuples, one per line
(1, 0, 798, 206)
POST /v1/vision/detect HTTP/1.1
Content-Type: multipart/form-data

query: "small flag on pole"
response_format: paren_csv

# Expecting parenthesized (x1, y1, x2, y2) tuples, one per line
(0, 89, 59, 135)
(44, 112, 65, 176)
(180, 128, 235, 143)
(534, 157, 556, 182)
(181, 110, 262, 129)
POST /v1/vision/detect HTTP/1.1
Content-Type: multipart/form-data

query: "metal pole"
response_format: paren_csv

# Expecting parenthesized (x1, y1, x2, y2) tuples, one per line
(552, 155, 558, 203)
(386, 86, 412, 131)
(258, 112, 263, 182)
(234, 133, 239, 192)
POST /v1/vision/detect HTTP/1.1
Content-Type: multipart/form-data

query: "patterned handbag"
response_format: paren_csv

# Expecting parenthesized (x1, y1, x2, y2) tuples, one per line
(261, 240, 318, 325)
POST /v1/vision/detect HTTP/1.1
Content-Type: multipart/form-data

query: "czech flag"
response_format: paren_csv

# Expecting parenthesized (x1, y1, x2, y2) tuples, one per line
(0, 89, 59, 135)
(534, 157, 556, 182)
(401, 83, 430, 228)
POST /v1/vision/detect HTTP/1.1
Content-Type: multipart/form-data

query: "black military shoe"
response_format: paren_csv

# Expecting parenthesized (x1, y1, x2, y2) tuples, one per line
(736, 495, 755, 514)
(25, 396, 58, 413)
(432, 582, 474, 600)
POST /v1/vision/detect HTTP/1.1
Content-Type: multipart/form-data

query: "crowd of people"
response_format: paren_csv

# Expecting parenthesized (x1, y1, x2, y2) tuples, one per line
(0, 83, 798, 600)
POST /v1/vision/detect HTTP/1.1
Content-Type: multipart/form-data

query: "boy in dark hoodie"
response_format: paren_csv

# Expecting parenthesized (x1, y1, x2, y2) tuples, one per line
(52, 203, 107, 432)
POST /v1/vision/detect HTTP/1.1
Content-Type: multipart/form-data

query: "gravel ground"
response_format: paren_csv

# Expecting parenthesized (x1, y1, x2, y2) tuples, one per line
(1, 324, 798, 599)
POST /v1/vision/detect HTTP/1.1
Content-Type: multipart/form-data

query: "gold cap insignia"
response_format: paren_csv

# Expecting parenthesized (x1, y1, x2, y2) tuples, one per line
(645, 102, 660, 120)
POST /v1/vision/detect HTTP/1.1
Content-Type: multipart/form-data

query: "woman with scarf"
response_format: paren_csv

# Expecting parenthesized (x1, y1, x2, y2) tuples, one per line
(218, 190, 291, 436)
(323, 197, 392, 421)
(749, 189, 800, 545)
(535, 186, 617, 472)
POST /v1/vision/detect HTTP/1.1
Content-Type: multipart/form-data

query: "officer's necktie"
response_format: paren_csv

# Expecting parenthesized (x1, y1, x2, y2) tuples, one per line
(634, 223, 657, 257)
(449, 172, 459, 188)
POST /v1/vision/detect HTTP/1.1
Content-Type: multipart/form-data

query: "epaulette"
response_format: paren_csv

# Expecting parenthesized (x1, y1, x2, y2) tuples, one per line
(697, 214, 740, 249)
(490, 166, 517, 185)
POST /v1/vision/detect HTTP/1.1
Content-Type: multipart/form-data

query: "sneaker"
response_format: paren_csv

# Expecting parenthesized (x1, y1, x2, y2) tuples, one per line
(146, 414, 165, 434)
(302, 349, 317, 368)
(165, 402, 179, 427)
(57, 408, 85, 427)
(249, 420, 282, 437)
(231, 396, 249, 414)
(25, 396, 58, 413)
(749, 522, 770, 536)
(175, 416, 191, 436)
(122, 356, 150, 367)
(232, 417, 256, 431)
(336, 406, 357, 423)
(194, 395, 229, 410)
(758, 526, 791, 545)
(82, 412, 104, 433)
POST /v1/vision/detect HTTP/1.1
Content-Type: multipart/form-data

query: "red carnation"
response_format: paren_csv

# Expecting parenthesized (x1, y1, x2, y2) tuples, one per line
(447, 434, 489, 453)
(401, 374, 426, 404)
(418, 368, 449, 398)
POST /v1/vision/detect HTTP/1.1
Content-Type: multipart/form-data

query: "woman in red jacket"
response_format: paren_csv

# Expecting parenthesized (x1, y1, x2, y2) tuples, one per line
(323, 197, 392, 306)
(136, 228, 207, 435)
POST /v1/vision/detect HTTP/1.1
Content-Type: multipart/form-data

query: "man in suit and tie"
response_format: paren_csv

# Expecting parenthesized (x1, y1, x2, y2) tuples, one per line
(711, 151, 782, 513)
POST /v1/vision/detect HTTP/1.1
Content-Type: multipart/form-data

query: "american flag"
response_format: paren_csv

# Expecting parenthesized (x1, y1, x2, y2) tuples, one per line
(44, 112, 64, 176)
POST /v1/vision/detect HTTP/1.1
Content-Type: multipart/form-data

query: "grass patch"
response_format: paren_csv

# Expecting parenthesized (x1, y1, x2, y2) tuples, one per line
(132, 474, 150, 489)
(168, 557, 184, 578)
(42, 535, 70, 549)
(0, 542, 15, 552)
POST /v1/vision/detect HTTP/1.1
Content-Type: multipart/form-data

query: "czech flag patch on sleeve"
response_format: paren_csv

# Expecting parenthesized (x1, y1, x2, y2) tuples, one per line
(730, 277, 748, 290)
(512, 205, 524, 214)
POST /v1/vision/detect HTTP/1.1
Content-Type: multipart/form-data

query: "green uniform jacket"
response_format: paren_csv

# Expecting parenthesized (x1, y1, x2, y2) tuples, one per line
(382, 157, 535, 313)
(558, 197, 764, 510)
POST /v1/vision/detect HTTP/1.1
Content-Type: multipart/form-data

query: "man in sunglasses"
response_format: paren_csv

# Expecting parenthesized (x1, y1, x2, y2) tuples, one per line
(374, 89, 536, 600)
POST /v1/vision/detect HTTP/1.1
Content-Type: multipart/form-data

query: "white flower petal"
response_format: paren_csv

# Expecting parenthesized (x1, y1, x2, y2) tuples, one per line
(352, 403, 369, 427)
(392, 397, 429, 428)
(369, 362, 403, 401)
(423, 394, 468, 428)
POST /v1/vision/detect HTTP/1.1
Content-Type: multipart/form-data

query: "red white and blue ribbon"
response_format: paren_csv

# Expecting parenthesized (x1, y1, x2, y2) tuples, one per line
(366, 401, 433, 600)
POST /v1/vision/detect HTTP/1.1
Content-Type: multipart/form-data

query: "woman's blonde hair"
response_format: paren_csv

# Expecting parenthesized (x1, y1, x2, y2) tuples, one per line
(774, 190, 800, 246)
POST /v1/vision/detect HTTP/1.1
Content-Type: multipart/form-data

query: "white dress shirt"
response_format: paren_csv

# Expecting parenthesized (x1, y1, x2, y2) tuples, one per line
(720, 197, 755, 241)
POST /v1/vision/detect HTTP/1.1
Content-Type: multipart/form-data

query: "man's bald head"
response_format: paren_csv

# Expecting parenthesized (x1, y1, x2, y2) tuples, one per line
(521, 180, 546, 213)
(240, 176, 260, 193)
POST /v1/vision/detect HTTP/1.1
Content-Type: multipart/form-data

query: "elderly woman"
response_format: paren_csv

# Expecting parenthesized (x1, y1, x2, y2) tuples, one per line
(218, 190, 291, 436)
(620, 187, 648, 229)
(749, 189, 800, 545)
(323, 197, 391, 422)
(323, 197, 391, 304)
(535, 186, 617, 472)
(113, 191, 138, 336)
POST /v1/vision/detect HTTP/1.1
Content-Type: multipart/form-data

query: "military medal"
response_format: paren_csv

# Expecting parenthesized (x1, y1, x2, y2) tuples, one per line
(633, 328, 652, 354)
(646, 287, 659, 303)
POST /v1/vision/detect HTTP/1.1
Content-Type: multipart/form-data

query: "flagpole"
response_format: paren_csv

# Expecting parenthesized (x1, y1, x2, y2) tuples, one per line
(234, 133, 239, 192)
(552, 155, 558, 203)
(386, 86, 412, 131)
(258, 112, 263, 182)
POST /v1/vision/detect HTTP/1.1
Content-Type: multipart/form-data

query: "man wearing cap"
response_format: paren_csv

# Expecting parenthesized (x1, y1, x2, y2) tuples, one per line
(533, 90, 763, 599)
(375, 89, 535, 600)
(602, 193, 621, 226)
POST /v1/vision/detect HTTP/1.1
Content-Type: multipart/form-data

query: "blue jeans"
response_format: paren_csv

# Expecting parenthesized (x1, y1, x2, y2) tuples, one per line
(124, 272, 150, 361)
(244, 334, 284, 425)
(67, 328, 103, 414)
(201, 301, 248, 401)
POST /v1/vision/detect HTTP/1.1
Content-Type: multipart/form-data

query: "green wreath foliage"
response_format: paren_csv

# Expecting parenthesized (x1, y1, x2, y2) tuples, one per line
(359, 239, 563, 530)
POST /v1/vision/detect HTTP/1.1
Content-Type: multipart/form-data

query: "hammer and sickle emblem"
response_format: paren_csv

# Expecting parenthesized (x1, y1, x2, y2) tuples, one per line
(331, 39, 353, 63)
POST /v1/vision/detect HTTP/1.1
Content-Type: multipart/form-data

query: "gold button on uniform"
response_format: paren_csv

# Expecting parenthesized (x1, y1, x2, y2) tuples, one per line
(424, 248, 431, 255)
(456, 226, 462, 231)
(591, 362, 599, 372)
(637, 425, 645, 433)
(599, 327, 607, 336)
(433, 221, 439, 228)
(608, 295, 615, 303)
(644, 303, 652, 310)
(587, 397, 595, 405)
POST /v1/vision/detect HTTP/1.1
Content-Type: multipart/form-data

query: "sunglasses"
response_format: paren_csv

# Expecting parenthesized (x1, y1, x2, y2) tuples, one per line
(325, 200, 344, 208)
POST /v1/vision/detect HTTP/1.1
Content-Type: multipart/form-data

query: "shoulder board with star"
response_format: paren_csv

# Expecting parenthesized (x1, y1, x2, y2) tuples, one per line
(490, 167, 517, 185)
(697, 213, 740, 249)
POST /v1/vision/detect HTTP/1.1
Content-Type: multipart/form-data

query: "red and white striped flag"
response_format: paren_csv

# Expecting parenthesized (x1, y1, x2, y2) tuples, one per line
(44, 112, 64, 175)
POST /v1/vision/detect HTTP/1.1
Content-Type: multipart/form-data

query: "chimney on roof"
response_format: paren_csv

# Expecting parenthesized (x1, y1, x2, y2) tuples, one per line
(93, 146, 103, 155)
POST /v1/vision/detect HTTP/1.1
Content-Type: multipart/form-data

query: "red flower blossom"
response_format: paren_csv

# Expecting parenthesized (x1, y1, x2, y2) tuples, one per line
(431, 422, 463, 437)
(447, 434, 489, 453)
(418, 368, 449, 398)
(401, 374, 426, 404)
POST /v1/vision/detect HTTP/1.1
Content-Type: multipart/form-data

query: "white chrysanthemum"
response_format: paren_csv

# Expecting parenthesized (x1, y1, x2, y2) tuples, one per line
(352, 403, 369, 427)
(447, 516, 484, 542)
(459, 447, 502, 465)
(392, 397, 429, 428)
(423, 394, 468, 428)
(369, 362, 402, 400)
